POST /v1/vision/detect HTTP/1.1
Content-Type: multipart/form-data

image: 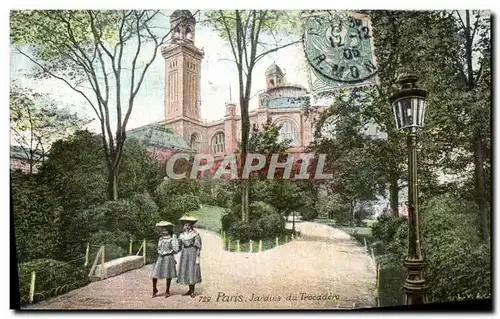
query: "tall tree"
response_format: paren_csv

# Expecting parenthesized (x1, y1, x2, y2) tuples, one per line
(10, 84, 90, 174)
(433, 10, 491, 240)
(205, 10, 302, 223)
(11, 10, 198, 200)
(309, 11, 488, 218)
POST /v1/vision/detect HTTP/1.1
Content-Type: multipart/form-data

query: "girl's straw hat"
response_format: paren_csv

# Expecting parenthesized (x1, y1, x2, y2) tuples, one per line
(179, 215, 198, 225)
(155, 221, 174, 227)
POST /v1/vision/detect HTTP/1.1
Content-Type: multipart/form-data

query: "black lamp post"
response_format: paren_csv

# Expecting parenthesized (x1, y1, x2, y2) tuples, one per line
(389, 74, 428, 305)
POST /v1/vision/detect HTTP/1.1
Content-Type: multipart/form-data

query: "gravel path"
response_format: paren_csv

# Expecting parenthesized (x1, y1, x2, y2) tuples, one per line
(24, 221, 376, 310)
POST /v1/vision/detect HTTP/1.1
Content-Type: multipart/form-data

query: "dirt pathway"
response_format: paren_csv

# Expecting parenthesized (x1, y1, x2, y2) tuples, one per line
(24, 221, 376, 309)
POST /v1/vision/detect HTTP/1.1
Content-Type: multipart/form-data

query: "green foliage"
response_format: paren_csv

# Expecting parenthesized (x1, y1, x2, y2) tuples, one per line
(127, 192, 161, 239)
(198, 182, 232, 208)
(155, 179, 201, 223)
(118, 138, 164, 199)
(420, 194, 491, 302)
(377, 263, 406, 307)
(11, 10, 180, 202)
(257, 213, 285, 238)
(223, 201, 286, 241)
(227, 220, 263, 242)
(11, 11, 121, 60)
(10, 84, 91, 172)
(89, 230, 131, 248)
(221, 206, 240, 232)
(245, 119, 290, 156)
(18, 259, 88, 305)
(190, 205, 225, 233)
(300, 208, 319, 221)
(11, 171, 62, 263)
(315, 195, 352, 225)
(372, 195, 491, 303)
(248, 201, 276, 222)
(87, 236, 128, 262)
(38, 130, 108, 211)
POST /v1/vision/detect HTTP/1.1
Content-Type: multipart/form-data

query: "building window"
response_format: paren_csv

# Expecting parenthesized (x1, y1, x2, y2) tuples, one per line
(211, 132, 225, 154)
(277, 120, 298, 146)
(190, 133, 200, 152)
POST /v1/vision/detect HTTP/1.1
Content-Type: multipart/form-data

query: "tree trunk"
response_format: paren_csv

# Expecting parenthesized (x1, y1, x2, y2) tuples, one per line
(241, 180, 249, 222)
(465, 10, 488, 242)
(108, 167, 119, 201)
(350, 200, 356, 227)
(239, 66, 251, 223)
(390, 172, 399, 218)
(473, 132, 488, 241)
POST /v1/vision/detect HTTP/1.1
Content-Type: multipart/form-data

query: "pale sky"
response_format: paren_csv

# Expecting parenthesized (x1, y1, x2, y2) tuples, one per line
(10, 10, 311, 133)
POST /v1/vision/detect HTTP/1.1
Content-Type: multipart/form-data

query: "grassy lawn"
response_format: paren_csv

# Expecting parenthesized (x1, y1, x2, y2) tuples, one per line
(190, 205, 225, 233)
(339, 226, 375, 248)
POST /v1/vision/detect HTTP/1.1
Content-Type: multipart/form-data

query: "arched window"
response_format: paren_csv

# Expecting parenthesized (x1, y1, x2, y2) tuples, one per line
(277, 120, 298, 146)
(211, 132, 225, 154)
(270, 79, 275, 87)
(190, 133, 200, 152)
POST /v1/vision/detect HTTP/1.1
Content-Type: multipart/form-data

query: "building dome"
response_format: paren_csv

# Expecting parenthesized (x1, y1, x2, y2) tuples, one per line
(170, 10, 196, 24)
(265, 62, 284, 76)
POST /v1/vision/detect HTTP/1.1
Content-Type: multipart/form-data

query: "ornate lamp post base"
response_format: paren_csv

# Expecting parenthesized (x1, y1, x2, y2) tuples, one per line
(403, 258, 428, 305)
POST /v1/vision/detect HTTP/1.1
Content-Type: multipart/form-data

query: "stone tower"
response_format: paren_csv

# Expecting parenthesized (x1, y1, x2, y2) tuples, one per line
(162, 10, 204, 125)
(265, 62, 285, 89)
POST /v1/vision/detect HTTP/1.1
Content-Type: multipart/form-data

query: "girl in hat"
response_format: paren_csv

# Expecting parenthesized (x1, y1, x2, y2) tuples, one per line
(177, 215, 202, 298)
(151, 221, 179, 298)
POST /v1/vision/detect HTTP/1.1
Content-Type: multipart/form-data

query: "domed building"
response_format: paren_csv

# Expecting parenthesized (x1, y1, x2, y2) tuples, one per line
(128, 10, 327, 162)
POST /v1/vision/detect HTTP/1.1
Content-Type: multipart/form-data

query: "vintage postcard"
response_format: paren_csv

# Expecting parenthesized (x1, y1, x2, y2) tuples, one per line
(10, 8, 492, 311)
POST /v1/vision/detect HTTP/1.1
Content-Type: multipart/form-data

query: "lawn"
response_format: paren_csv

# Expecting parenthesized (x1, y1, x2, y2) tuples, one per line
(190, 205, 225, 233)
(340, 226, 374, 247)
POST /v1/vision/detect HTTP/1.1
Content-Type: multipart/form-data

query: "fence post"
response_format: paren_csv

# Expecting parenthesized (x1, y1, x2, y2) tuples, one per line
(236, 240, 240, 252)
(259, 240, 262, 252)
(276, 237, 279, 247)
(364, 237, 367, 250)
(376, 264, 380, 307)
(84, 243, 90, 267)
(129, 237, 133, 255)
(101, 245, 106, 278)
(143, 239, 147, 265)
(228, 239, 231, 251)
(29, 271, 36, 304)
(249, 240, 253, 253)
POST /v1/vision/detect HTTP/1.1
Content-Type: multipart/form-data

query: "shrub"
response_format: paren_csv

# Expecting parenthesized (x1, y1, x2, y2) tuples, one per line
(127, 192, 161, 239)
(89, 230, 131, 249)
(18, 259, 88, 305)
(373, 194, 491, 304)
(145, 241, 159, 264)
(420, 194, 491, 302)
(11, 172, 62, 263)
(228, 220, 263, 242)
(249, 201, 276, 222)
(159, 193, 200, 223)
(214, 183, 233, 207)
(315, 195, 351, 224)
(300, 208, 319, 221)
(155, 179, 201, 222)
(221, 207, 240, 232)
(155, 179, 200, 200)
(258, 213, 285, 239)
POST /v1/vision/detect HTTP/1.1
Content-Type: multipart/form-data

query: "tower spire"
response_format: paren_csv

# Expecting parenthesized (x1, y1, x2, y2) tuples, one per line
(229, 83, 232, 103)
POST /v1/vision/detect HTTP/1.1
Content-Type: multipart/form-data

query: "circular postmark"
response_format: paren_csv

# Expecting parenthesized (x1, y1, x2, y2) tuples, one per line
(303, 11, 378, 85)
